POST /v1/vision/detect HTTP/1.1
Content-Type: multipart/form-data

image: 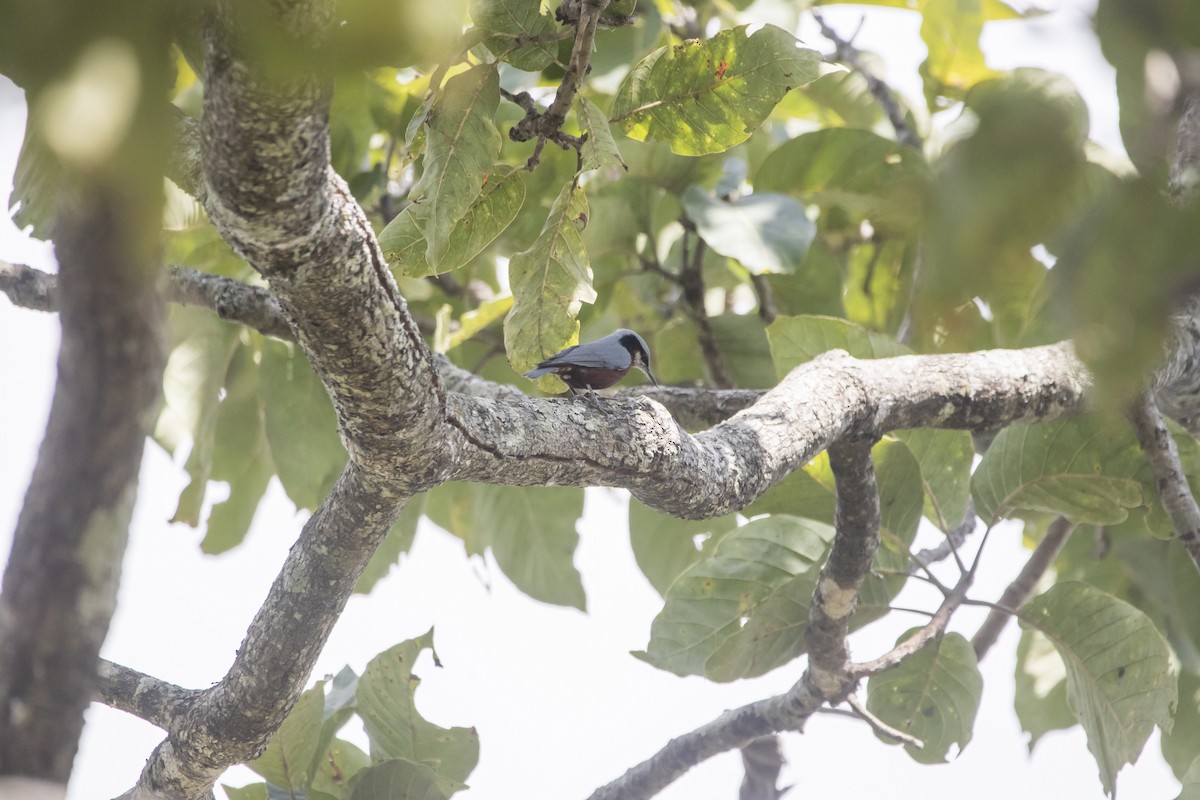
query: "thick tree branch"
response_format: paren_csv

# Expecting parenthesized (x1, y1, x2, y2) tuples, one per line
(0, 167, 165, 781)
(93, 661, 198, 733)
(1129, 394, 1200, 575)
(447, 342, 1092, 518)
(971, 517, 1075, 660)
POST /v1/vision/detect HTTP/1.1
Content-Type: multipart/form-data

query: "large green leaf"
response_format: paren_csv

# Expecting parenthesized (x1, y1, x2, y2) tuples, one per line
(971, 415, 1150, 528)
(635, 515, 833, 680)
(473, 485, 587, 610)
(504, 182, 596, 384)
(205, 339, 274, 553)
(866, 631, 982, 763)
(349, 758, 452, 800)
(766, 314, 907, 378)
(681, 185, 813, 275)
(408, 65, 502, 269)
(249, 681, 326, 789)
(753, 127, 929, 234)
(382, 165, 526, 278)
(1014, 626, 1076, 751)
(611, 24, 820, 155)
(358, 631, 479, 794)
(472, 0, 557, 71)
(1021, 582, 1176, 796)
(1162, 671, 1200, 780)
(628, 499, 737, 596)
(893, 428, 973, 532)
(260, 339, 348, 511)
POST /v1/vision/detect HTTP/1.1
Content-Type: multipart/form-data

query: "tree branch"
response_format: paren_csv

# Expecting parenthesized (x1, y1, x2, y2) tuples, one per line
(93, 660, 198, 732)
(971, 516, 1075, 660)
(1129, 394, 1200, 575)
(679, 232, 735, 389)
(845, 692, 923, 749)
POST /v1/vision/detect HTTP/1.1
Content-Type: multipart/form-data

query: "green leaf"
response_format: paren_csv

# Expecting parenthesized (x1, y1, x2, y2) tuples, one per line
(250, 681, 326, 789)
(312, 738, 371, 797)
(474, 485, 587, 610)
(766, 314, 907, 378)
(1161, 671, 1200, 780)
(893, 428, 973, 532)
(709, 313, 777, 389)
(628, 499, 737, 596)
(504, 182, 596, 384)
(348, 758, 452, 800)
(866, 631, 983, 763)
(260, 339, 348, 511)
(754, 127, 929, 235)
(205, 339, 274, 553)
(155, 308, 241, 526)
(1020, 582, 1176, 796)
(918, 0, 997, 106)
(970, 415, 1149, 528)
(448, 296, 513, 351)
(222, 784, 268, 800)
(358, 631, 479, 793)
(611, 24, 820, 156)
(681, 186, 813, 275)
(409, 65, 502, 269)
(1180, 756, 1200, 800)
(383, 165, 526, 278)
(577, 96, 627, 173)
(472, 0, 557, 71)
(1014, 627, 1076, 751)
(636, 515, 833, 680)
(356, 495, 426, 594)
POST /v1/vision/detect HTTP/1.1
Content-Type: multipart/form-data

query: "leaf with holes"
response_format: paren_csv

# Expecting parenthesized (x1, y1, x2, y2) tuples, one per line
(866, 631, 982, 763)
(1020, 582, 1176, 796)
(611, 24, 820, 155)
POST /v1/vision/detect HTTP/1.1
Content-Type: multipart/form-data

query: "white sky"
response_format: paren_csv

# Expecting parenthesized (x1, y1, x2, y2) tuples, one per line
(0, 2, 1183, 798)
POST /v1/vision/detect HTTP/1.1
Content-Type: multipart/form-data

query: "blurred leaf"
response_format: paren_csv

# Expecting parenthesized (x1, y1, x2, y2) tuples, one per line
(681, 186, 814, 275)
(473, 0, 558, 71)
(222, 785, 268, 800)
(358, 631, 479, 793)
(636, 515, 833, 680)
(612, 25, 820, 155)
(356, 495, 426, 594)
(312, 738, 371, 797)
(866, 631, 982, 763)
(918, 0, 997, 107)
(709, 313, 777, 389)
(576, 96, 627, 173)
(1020, 582, 1176, 796)
(763, 243, 846, 319)
(893, 428, 973, 532)
(1014, 626, 1076, 750)
(774, 66, 887, 130)
(409, 65, 503, 269)
(260, 339, 348, 511)
(10, 117, 61, 237)
(628, 499, 737, 596)
(504, 182, 596, 384)
(205, 340, 274, 554)
(383, 166, 526, 278)
(1054, 177, 1200, 404)
(754, 128, 929, 235)
(448, 296, 513, 351)
(329, 0, 463, 69)
(474, 485, 587, 610)
(971, 415, 1150, 528)
(250, 681, 326, 789)
(1162, 671, 1200, 780)
(1180, 757, 1200, 800)
(348, 758, 452, 800)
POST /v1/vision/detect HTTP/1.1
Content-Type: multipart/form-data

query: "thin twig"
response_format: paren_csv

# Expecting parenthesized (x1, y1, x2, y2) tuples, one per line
(909, 502, 977, 574)
(811, 11, 921, 150)
(1129, 393, 1200, 575)
(678, 231, 735, 388)
(971, 516, 1074, 660)
(846, 693, 924, 749)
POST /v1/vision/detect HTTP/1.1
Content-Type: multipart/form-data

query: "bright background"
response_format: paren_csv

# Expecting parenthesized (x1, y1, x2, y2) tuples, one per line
(0, 2, 1182, 797)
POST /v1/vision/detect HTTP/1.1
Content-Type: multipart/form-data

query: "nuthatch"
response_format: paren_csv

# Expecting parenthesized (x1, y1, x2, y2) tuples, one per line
(523, 329, 659, 399)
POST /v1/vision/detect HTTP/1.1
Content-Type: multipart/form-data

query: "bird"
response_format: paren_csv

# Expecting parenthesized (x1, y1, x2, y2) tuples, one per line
(523, 329, 659, 400)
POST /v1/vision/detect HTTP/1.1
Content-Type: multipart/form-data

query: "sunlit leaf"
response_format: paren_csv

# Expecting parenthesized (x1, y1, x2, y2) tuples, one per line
(611, 24, 820, 155)
(473, 0, 558, 71)
(409, 65, 503, 269)
(577, 96, 627, 173)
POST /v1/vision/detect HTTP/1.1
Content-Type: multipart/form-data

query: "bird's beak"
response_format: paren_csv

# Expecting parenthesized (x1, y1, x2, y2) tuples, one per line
(640, 365, 660, 387)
